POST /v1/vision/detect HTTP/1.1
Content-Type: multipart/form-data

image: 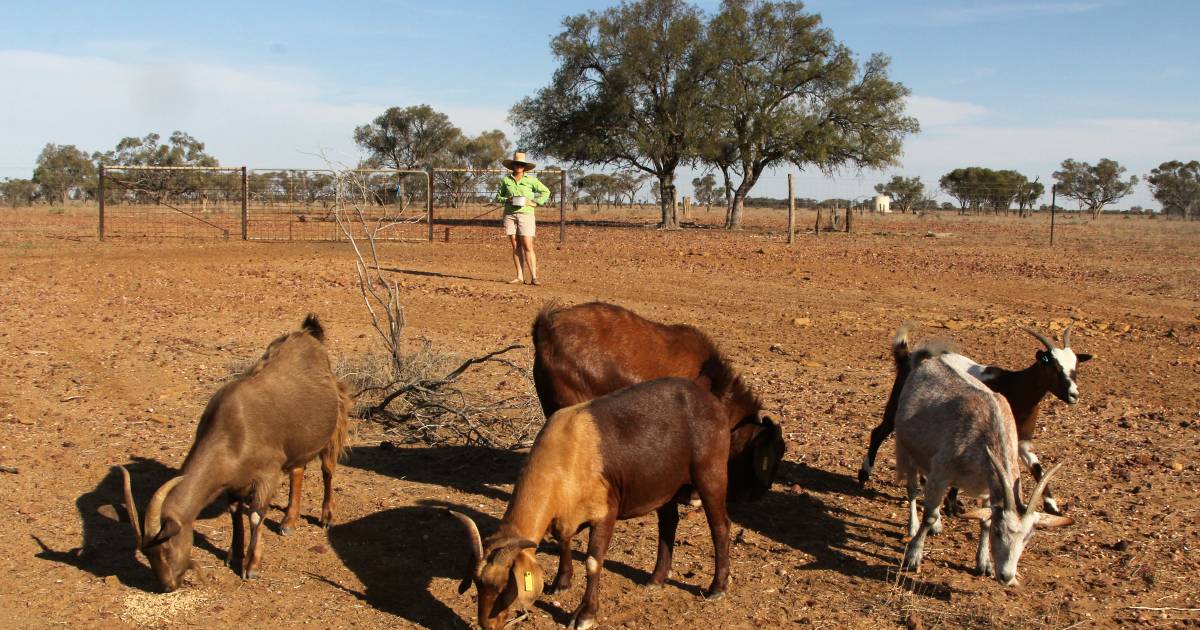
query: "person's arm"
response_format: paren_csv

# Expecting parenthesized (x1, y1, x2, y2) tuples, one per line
(531, 177, 551, 206)
(494, 177, 509, 204)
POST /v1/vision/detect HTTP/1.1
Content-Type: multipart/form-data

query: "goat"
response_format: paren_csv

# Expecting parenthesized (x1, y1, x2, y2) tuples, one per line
(531, 301, 785, 504)
(860, 323, 1091, 515)
(117, 315, 351, 591)
(449, 377, 738, 630)
(894, 343, 1073, 585)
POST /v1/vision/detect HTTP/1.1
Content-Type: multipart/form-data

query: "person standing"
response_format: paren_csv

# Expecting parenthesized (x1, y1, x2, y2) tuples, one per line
(494, 151, 550, 285)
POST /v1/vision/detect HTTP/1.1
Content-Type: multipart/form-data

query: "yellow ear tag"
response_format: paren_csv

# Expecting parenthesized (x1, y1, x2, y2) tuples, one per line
(523, 571, 534, 592)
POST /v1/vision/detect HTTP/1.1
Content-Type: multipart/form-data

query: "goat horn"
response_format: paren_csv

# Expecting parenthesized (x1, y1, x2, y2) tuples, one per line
(985, 447, 1016, 512)
(447, 509, 484, 578)
(1062, 324, 1073, 348)
(1024, 462, 1065, 520)
(1022, 327, 1056, 351)
(142, 476, 185, 542)
(116, 466, 142, 549)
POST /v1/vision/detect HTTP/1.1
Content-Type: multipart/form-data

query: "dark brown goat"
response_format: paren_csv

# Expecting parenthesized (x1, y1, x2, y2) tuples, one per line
(118, 315, 351, 591)
(450, 378, 734, 630)
(531, 302, 785, 504)
(860, 323, 1091, 515)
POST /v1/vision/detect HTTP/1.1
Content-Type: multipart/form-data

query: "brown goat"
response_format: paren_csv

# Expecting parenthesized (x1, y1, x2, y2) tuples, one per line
(118, 315, 351, 591)
(531, 302, 785, 507)
(450, 378, 736, 630)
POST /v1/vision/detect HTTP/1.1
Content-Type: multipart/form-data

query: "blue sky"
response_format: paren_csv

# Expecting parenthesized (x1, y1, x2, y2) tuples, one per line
(2, 0, 1197, 207)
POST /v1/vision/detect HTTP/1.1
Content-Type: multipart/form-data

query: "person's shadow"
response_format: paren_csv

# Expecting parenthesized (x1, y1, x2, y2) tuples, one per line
(32, 457, 226, 592)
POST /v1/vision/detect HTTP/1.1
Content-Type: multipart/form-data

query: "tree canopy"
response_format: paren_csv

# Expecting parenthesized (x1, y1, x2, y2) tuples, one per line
(1052, 158, 1137, 218)
(874, 176, 925, 214)
(1146, 160, 1199, 220)
(511, 0, 707, 228)
(698, 0, 917, 228)
(354, 105, 462, 170)
(939, 166, 1038, 215)
(33, 143, 96, 204)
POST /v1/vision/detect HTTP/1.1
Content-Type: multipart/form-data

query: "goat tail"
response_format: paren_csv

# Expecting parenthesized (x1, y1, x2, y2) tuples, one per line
(531, 300, 563, 348)
(302, 313, 326, 343)
(891, 321, 916, 370)
(328, 379, 353, 463)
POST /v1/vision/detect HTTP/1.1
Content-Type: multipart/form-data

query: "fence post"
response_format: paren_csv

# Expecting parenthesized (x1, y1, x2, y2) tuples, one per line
(844, 201, 853, 233)
(1050, 184, 1057, 245)
(559, 169, 566, 245)
(98, 164, 106, 241)
(240, 166, 248, 240)
(426, 167, 435, 242)
(787, 174, 795, 244)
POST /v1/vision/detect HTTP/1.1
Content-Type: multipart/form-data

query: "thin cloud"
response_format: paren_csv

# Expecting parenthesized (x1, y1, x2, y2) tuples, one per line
(929, 1, 1104, 23)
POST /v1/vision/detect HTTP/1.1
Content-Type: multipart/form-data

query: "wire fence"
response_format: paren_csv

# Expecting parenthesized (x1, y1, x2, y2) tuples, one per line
(0, 165, 1146, 244)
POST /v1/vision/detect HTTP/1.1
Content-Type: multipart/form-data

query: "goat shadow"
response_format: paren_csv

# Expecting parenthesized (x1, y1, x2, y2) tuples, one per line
(728, 460, 951, 599)
(32, 456, 227, 592)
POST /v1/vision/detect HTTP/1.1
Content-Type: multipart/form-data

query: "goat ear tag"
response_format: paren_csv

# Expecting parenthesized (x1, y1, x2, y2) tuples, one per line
(523, 571, 533, 592)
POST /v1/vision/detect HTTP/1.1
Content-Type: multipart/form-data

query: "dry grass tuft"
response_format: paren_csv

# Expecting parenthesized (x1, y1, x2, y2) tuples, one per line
(121, 589, 209, 627)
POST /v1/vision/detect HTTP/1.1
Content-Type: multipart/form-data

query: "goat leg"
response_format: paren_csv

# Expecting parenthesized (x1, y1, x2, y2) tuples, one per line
(975, 519, 993, 577)
(280, 467, 304, 535)
(546, 527, 574, 594)
(648, 503, 679, 587)
(570, 514, 615, 630)
(942, 487, 966, 518)
(242, 507, 265, 580)
(227, 497, 246, 571)
(859, 413, 895, 485)
(1020, 441, 1062, 515)
(320, 450, 337, 528)
(902, 477, 948, 572)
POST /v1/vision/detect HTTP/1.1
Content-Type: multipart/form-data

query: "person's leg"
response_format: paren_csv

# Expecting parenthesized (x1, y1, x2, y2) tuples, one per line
(521, 233, 538, 285)
(508, 234, 524, 283)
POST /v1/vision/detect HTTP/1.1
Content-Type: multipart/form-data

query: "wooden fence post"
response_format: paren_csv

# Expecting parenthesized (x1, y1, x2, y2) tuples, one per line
(559, 169, 566, 245)
(1050, 184, 1057, 245)
(426, 167, 435, 242)
(845, 201, 853, 233)
(787, 174, 795, 244)
(98, 164, 106, 241)
(240, 166, 248, 240)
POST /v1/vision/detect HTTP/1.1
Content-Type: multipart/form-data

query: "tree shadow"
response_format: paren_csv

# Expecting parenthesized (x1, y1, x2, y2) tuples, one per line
(32, 457, 227, 591)
(343, 443, 527, 503)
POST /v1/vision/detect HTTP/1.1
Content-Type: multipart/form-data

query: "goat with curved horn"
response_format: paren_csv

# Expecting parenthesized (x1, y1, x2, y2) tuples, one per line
(116, 314, 353, 591)
(1062, 323, 1073, 348)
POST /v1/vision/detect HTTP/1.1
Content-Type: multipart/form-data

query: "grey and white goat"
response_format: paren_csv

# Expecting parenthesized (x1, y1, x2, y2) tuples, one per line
(895, 343, 1073, 585)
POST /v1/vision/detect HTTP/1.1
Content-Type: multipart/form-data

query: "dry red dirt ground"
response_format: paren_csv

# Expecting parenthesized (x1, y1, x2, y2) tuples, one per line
(1, 212, 1197, 629)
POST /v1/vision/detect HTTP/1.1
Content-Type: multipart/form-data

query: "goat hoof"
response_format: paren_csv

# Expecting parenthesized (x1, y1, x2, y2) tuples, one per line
(857, 469, 870, 485)
(569, 612, 595, 630)
(1044, 500, 1064, 516)
(545, 580, 570, 595)
(241, 568, 260, 580)
(279, 526, 293, 536)
(704, 589, 727, 601)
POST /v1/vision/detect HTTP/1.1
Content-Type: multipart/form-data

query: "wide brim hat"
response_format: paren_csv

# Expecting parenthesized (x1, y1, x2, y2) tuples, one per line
(502, 151, 537, 171)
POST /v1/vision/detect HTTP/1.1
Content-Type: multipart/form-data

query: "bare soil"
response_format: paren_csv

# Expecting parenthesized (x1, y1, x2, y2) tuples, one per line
(1, 212, 1198, 629)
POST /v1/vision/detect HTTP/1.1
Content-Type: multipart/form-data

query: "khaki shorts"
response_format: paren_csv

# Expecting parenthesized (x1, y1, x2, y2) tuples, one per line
(503, 212, 536, 237)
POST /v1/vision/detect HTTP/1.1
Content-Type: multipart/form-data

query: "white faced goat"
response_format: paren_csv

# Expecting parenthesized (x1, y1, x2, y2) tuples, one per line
(894, 343, 1073, 586)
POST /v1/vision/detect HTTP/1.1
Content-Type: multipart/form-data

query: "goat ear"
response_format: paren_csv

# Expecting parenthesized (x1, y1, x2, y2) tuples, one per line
(962, 507, 993, 522)
(1075, 353, 1093, 363)
(144, 518, 181, 548)
(1035, 514, 1074, 528)
(457, 575, 473, 595)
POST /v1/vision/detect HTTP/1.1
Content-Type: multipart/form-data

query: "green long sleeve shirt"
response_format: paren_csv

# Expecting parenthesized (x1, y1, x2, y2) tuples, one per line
(494, 173, 551, 215)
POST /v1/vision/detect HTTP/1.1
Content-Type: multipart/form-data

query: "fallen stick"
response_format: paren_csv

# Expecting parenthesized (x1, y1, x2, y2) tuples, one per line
(0, 466, 18, 474)
(1126, 606, 1200, 612)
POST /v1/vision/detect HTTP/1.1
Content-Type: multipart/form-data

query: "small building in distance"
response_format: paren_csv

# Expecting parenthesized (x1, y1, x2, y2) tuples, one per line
(873, 194, 892, 214)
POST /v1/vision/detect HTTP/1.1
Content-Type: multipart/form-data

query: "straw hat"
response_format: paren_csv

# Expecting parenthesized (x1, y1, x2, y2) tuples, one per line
(502, 151, 537, 171)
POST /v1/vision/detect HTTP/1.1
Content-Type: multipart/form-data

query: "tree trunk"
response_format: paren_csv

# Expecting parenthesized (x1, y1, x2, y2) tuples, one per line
(726, 191, 746, 229)
(658, 175, 679, 229)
